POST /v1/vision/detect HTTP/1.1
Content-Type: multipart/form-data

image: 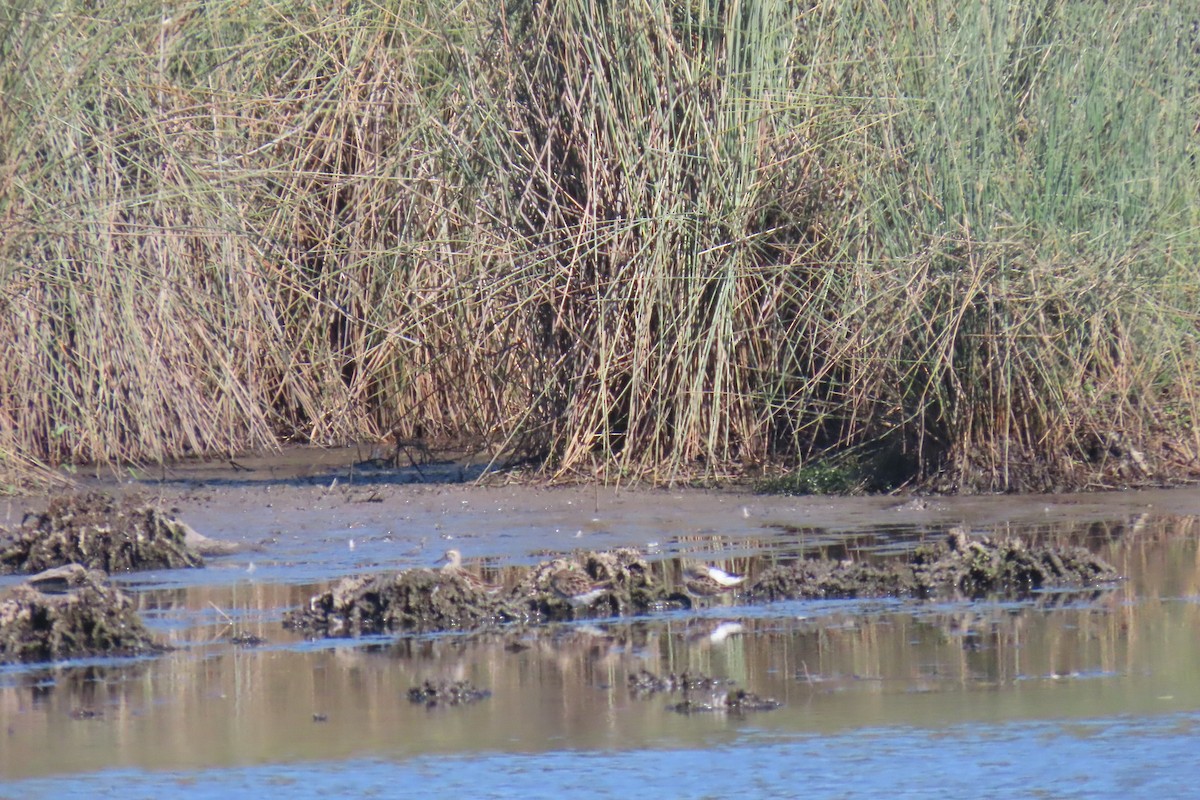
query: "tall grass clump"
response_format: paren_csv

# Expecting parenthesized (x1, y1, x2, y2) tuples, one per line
(0, 0, 1197, 491)
(806, 2, 1200, 489)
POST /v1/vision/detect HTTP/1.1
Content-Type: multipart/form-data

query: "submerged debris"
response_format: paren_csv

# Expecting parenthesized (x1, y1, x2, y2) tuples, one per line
(667, 689, 782, 715)
(70, 707, 104, 721)
(723, 689, 782, 712)
(408, 679, 492, 707)
(0, 565, 165, 663)
(627, 668, 733, 696)
(0, 492, 204, 575)
(227, 632, 267, 647)
(627, 667, 780, 714)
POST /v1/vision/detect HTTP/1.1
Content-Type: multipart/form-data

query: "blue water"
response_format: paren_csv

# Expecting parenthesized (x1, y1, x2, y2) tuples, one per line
(7, 711, 1194, 799)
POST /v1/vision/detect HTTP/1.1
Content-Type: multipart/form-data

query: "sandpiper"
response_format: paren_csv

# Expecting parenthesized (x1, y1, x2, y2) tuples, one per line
(25, 563, 92, 595)
(437, 549, 504, 594)
(699, 563, 747, 588)
(684, 563, 746, 597)
(549, 566, 611, 608)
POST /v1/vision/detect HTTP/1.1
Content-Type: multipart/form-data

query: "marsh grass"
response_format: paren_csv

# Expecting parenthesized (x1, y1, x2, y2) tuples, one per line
(1, 0, 1197, 491)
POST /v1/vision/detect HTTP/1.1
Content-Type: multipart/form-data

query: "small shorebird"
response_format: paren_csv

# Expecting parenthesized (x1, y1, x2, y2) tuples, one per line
(549, 566, 611, 608)
(698, 563, 747, 588)
(25, 563, 92, 594)
(684, 563, 747, 597)
(437, 549, 504, 594)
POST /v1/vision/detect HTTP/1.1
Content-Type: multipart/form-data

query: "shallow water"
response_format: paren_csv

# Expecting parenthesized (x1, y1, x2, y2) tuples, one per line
(3, 475, 1200, 797)
(12, 713, 1198, 800)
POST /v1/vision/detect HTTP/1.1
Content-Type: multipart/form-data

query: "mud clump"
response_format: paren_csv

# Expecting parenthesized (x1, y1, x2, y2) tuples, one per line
(748, 558, 916, 602)
(910, 527, 1119, 598)
(0, 565, 165, 663)
(0, 492, 204, 575)
(408, 679, 492, 708)
(513, 548, 664, 621)
(287, 549, 671, 638)
(285, 569, 518, 636)
(747, 528, 1120, 602)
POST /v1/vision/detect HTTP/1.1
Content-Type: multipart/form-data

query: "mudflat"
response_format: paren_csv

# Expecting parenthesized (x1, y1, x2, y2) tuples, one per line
(4, 446, 1194, 566)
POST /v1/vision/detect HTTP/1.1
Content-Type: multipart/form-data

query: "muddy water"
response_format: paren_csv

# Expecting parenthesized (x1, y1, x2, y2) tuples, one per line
(3, 461, 1200, 797)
